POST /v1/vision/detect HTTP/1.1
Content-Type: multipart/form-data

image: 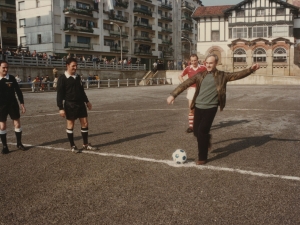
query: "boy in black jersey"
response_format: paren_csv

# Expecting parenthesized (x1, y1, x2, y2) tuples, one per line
(0, 60, 27, 154)
(57, 58, 95, 153)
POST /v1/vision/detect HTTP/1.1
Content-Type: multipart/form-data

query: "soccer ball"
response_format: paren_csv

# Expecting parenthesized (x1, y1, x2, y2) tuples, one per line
(172, 149, 187, 164)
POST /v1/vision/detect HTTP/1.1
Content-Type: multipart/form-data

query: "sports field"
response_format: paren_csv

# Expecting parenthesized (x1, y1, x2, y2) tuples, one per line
(0, 85, 300, 225)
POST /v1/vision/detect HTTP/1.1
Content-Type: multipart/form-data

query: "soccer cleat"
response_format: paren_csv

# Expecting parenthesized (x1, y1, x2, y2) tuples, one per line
(186, 127, 193, 133)
(17, 144, 28, 151)
(1, 146, 9, 154)
(195, 160, 207, 165)
(71, 146, 81, 153)
(82, 143, 95, 151)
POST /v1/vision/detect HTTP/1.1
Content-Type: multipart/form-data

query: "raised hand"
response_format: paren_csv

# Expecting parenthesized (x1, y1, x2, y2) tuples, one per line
(251, 63, 260, 71)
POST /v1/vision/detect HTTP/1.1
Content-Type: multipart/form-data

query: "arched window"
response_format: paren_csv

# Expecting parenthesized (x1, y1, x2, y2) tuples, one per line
(273, 47, 287, 63)
(234, 48, 246, 62)
(253, 48, 266, 62)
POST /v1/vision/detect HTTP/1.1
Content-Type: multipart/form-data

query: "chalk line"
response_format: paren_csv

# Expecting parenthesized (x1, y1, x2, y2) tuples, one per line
(7, 142, 300, 182)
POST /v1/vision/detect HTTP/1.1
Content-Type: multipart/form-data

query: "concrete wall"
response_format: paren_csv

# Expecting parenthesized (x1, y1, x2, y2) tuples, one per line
(8, 66, 148, 81)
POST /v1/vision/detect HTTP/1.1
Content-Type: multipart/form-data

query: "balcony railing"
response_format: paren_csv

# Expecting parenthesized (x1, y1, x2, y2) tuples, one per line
(162, 39, 172, 45)
(64, 42, 93, 49)
(133, 6, 152, 16)
(108, 14, 128, 22)
(134, 22, 153, 30)
(63, 6, 93, 17)
(134, 36, 152, 42)
(181, 15, 192, 21)
(160, 3, 172, 10)
(115, 1, 129, 9)
(181, 3, 195, 11)
(134, 48, 152, 55)
(182, 26, 193, 32)
(1, 18, 16, 23)
(64, 24, 94, 33)
(159, 15, 173, 22)
(109, 30, 129, 38)
(109, 46, 129, 52)
(161, 27, 173, 33)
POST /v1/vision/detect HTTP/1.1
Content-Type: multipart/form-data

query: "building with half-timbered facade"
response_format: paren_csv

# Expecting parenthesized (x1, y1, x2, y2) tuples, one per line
(192, 0, 300, 76)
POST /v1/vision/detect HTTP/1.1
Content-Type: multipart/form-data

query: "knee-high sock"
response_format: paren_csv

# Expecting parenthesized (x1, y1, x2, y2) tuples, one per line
(0, 130, 7, 147)
(66, 129, 75, 147)
(15, 128, 22, 145)
(81, 127, 88, 145)
(189, 113, 194, 128)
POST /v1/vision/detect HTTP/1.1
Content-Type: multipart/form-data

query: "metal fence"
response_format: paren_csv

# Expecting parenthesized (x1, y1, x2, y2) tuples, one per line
(17, 78, 173, 92)
(0, 55, 146, 70)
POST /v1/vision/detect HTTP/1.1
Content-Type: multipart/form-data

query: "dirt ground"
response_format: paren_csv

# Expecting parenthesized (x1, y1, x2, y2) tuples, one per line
(0, 85, 300, 225)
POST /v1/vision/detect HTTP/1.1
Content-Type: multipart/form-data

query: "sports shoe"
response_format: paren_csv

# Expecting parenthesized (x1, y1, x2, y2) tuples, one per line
(71, 146, 81, 153)
(1, 146, 9, 154)
(17, 144, 28, 151)
(195, 160, 207, 165)
(186, 127, 193, 133)
(82, 143, 95, 151)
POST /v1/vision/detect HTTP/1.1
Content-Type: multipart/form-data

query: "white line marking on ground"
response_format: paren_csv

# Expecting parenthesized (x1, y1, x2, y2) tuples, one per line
(8, 142, 300, 182)
(22, 108, 299, 118)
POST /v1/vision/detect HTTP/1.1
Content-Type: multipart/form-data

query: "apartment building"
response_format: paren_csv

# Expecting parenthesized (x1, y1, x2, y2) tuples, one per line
(0, 0, 17, 49)
(15, 0, 202, 69)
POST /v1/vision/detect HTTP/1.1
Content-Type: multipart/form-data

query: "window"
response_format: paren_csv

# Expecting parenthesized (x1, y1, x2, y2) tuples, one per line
(273, 47, 287, 63)
(272, 25, 288, 37)
(158, 22, 162, 27)
(5, 0, 15, 5)
(141, 18, 148, 24)
(18, 1, 25, 10)
(236, 10, 245, 17)
(158, 34, 162, 39)
(104, 23, 113, 30)
(7, 27, 17, 34)
(211, 31, 220, 41)
(276, 8, 285, 16)
(140, 5, 148, 10)
(158, 10, 162, 15)
(19, 19, 26, 27)
(232, 27, 248, 39)
(37, 34, 42, 44)
(20, 36, 26, 46)
(77, 36, 90, 44)
(76, 2, 90, 9)
(141, 31, 149, 37)
(104, 39, 114, 46)
(256, 9, 265, 16)
(253, 48, 266, 62)
(37, 16, 41, 25)
(252, 26, 268, 38)
(234, 48, 246, 63)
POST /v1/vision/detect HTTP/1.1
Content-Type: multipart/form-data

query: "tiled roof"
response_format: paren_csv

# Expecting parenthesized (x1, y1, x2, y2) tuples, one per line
(192, 5, 234, 18)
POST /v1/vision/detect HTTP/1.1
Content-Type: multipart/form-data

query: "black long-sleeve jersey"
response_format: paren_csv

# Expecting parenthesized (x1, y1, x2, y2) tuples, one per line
(56, 74, 89, 110)
(0, 74, 24, 106)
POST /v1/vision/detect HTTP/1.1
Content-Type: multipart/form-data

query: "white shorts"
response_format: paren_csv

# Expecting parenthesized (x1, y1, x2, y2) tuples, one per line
(186, 87, 196, 100)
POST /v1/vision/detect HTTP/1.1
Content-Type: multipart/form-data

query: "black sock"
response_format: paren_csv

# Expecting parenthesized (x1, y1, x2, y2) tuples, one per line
(66, 129, 75, 147)
(81, 127, 88, 145)
(15, 128, 22, 145)
(0, 130, 7, 147)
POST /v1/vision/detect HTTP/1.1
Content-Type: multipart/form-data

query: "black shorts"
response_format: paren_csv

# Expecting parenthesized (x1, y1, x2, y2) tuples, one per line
(64, 101, 87, 120)
(0, 102, 21, 122)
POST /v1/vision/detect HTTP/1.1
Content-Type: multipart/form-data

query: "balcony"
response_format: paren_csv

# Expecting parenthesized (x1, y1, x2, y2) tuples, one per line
(161, 39, 172, 45)
(181, 15, 192, 22)
(182, 26, 193, 32)
(108, 14, 128, 23)
(63, 6, 93, 17)
(134, 21, 153, 30)
(134, 48, 152, 56)
(161, 27, 173, 33)
(135, 0, 154, 5)
(64, 24, 94, 34)
(133, 6, 153, 17)
(109, 30, 129, 38)
(115, 0, 129, 9)
(159, 3, 172, 10)
(109, 46, 129, 53)
(134, 36, 152, 42)
(181, 2, 195, 11)
(1, 18, 16, 24)
(64, 42, 93, 50)
(159, 15, 173, 22)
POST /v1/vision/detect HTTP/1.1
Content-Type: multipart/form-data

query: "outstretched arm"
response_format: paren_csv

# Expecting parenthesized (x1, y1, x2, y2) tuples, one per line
(225, 64, 260, 82)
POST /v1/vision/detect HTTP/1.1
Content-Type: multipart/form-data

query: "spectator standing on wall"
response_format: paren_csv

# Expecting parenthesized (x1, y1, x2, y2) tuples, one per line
(15, 75, 21, 83)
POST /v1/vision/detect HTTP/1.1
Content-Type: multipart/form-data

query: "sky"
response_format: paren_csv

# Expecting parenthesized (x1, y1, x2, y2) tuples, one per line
(201, 0, 242, 6)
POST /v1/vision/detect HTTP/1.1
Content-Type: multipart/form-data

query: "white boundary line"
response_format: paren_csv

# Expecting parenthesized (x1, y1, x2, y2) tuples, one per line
(21, 107, 299, 118)
(7, 142, 300, 182)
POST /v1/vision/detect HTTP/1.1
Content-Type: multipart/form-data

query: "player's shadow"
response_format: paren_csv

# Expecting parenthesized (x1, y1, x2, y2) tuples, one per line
(209, 134, 300, 163)
(95, 131, 165, 148)
(210, 120, 250, 131)
(39, 132, 113, 146)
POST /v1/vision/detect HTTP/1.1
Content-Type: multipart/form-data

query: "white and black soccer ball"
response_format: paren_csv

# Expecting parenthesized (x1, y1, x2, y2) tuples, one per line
(172, 149, 187, 164)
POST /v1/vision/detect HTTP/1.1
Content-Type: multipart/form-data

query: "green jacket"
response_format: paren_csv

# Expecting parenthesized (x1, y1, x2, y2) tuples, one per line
(170, 67, 254, 111)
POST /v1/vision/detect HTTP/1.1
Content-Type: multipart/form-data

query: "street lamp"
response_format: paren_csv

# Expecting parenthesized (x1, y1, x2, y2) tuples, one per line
(181, 36, 191, 56)
(110, 22, 122, 69)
